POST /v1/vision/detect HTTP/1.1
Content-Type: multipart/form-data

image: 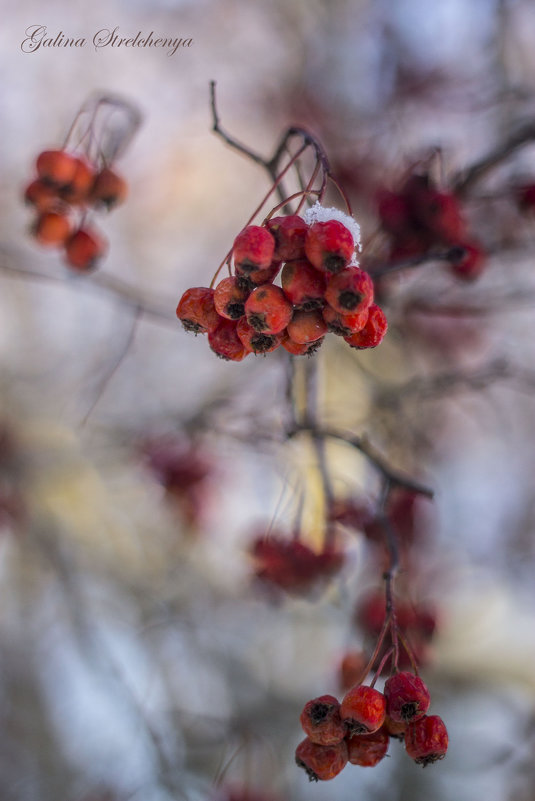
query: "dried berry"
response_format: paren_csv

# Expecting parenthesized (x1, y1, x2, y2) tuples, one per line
(300, 695, 346, 746)
(266, 214, 308, 261)
(340, 685, 386, 735)
(324, 267, 374, 315)
(233, 225, 275, 273)
(384, 672, 431, 723)
(404, 714, 448, 766)
(344, 304, 387, 349)
(305, 220, 355, 273)
(295, 737, 348, 781)
(244, 284, 292, 334)
(176, 287, 220, 334)
(346, 729, 389, 767)
(281, 259, 326, 309)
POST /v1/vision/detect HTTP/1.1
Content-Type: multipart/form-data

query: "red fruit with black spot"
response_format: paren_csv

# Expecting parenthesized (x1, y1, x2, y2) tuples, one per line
(233, 225, 275, 274)
(340, 685, 386, 735)
(24, 179, 62, 213)
(64, 227, 107, 272)
(266, 214, 308, 261)
(176, 287, 220, 334)
(295, 737, 348, 782)
(90, 167, 128, 210)
(208, 318, 249, 361)
(236, 317, 282, 354)
(236, 260, 281, 287)
(287, 309, 327, 344)
(214, 276, 250, 320)
(404, 714, 448, 766)
(322, 305, 369, 337)
(344, 304, 387, 349)
(346, 728, 390, 767)
(300, 695, 346, 746)
(281, 335, 324, 356)
(244, 284, 292, 334)
(281, 260, 326, 310)
(324, 267, 374, 315)
(384, 672, 431, 724)
(36, 149, 78, 187)
(448, 242, 486, 281)
(305, 220, 355, 274)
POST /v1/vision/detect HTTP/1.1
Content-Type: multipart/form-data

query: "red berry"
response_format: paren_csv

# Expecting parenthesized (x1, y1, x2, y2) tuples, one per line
(233, 225, 275, 273)
(322, 305, 369, 337)
(24, 179, 62, 213)
(251, 535, 344, 594)
(266, 214, 308, 260)
(404, 714, 448, 766)
(305, 220, 355, 273)
(244, 284, 292, 334)
(281, 334, 324, 356)
(281, 260, 326, 309)
(413, 189, 466, 242)
(295, 737, 348, 782)
(176, 287, 220, 334)
(90, 167, 128, 210)
(448, 242, 486, 281)
(36, 149, 78, 187)
(340, 685, 386, 735)
(286, 309, 327, 344)
(59, 156, 94, 204)
(384, 672, 431, 724)
(300, 695, 346, 746)
(344, 304, 387, 349)
(346, 729, 389, 767)
(214, 276, 250, 320)
(235, 260, 281, 287)
(324, 267, 374, 315)
(32, 210, 72, 246)
(208, 318, 249, 361)
(64, 227, 107, 272)
(236, 317, 282, 354)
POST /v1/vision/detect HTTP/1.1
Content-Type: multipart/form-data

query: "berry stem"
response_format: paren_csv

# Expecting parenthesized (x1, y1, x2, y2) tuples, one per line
(370, 646, 394, 688)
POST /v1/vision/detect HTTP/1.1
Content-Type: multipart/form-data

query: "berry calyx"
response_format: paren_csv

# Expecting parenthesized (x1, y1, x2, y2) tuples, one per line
(208, 318, 249, 361)
(340, 685, 386, 735)
(233, 225, 275, 273)
(384, 671, 431, 724)
(214, 276, 250, 320)
(346, 729, 390, 767)
(176, 287, 220, 334)
(343, 304, 387, 349)
(281, 260, 326, 309)
(324, 267, 374, 315)
(64, 227, 107, 272)
(266, 214, 308, 261)
(300, 695, 346, 746)
(286, 309, 327, 344)
(244, 284, 292, 334)
(305, 220, 355, 274)
(404, 714, 448, 766)
(235, 260, 281, 287)
(295, 737, 348, 782)
(448, 242, 486, 281)
(236, 317, 282, 354)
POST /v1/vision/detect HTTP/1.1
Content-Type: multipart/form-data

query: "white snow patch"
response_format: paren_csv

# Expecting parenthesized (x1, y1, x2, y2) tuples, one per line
(303, 202, 362, 253)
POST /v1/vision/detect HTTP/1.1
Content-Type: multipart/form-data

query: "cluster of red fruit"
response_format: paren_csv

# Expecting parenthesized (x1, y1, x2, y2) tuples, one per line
(377, 173, 485, 281)
(176, 207, 387, 360)
(24, 148, 127, 271)
(251, 533, 344, 595)
(296, 671, 448, 781)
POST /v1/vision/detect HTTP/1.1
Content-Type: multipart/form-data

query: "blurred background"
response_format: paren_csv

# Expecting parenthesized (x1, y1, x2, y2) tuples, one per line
(2, 0, 535, 799)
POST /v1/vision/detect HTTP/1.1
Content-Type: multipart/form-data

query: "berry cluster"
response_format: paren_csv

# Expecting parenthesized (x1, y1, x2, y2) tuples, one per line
(176, 204, 387, 361)
(251, 533, 344, 595)
(24, 148, 126, 271)
(296, 671, 448, 781)
(377, 173, 485, 281)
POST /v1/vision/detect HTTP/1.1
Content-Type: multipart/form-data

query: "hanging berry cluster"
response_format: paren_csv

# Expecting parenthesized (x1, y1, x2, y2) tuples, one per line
(24, 94, 141, 272)
(377, 171, 486, 281)
(176, 205, 388, 361)
(296, 666, 448, 780)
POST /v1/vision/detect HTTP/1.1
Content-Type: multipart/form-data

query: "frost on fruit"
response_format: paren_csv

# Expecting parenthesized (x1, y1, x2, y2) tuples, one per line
(303, 202, 362, 254)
